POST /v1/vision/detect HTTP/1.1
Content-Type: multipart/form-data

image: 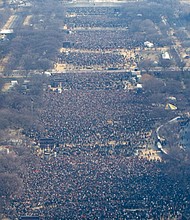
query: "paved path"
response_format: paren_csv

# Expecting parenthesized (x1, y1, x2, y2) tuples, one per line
(156, 116, 182, 156)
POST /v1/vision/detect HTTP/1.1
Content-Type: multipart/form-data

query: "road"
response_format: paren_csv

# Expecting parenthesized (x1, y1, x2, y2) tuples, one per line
(155, 116, 182, 156)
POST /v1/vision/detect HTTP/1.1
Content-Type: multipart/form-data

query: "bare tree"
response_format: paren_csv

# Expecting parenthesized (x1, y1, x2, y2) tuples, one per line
(138, 59, 154, 73)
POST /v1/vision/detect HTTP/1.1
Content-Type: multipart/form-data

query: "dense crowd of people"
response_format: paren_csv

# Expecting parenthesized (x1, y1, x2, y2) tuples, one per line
(63, 30, 130, 50)
(60, 8, 141, 70)
(65, 7, 126, 28)
(35, 90, 155, 148)
(3, 5, 190, 220)
(53, 72, 129, 90)
(4, 153, 190, 219)
(59, 51, 125, 68)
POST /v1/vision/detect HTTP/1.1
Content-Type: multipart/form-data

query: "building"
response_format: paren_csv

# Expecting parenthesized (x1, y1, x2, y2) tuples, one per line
(144, 41, 154, 48)
(39, 138, 56, 150)
(165, 103, 177, 110)
(0, 29, 14, 34)
(162, 51, 170, 60)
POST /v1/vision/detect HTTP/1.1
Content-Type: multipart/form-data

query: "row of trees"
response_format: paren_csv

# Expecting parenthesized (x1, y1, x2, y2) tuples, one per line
(2, 0, 65, 74)
(0, 75, 47, 215)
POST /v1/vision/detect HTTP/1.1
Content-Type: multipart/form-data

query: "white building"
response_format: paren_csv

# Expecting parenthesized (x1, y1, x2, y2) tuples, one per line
(162, 51, 170, 60)
(144, 41, 154, 48)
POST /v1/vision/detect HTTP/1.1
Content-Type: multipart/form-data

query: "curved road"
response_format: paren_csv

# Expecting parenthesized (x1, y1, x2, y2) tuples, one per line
(156, 116, 181, 155)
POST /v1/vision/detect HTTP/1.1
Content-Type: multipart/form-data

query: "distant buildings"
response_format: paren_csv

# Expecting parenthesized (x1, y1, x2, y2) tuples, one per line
(165, 103, 177, 110)
(162, 51, 170, 60)
(0, 29, 14, 34)
(144, 41, 154, 48)
(0, 29, 14, 41)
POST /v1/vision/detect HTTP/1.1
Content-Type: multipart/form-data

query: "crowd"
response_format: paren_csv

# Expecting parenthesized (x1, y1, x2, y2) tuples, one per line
(3, 6, 190, 220)
(4, 153, 190, 219)
(63, 30, 130, 50)
(58, 6, 144, 71)
(65, 7, 125, 28)
(66, 7, 118, 16)
(53, 72, 129, 90)
(59, 51, 125, 68)
(34, 89, 155, 148)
